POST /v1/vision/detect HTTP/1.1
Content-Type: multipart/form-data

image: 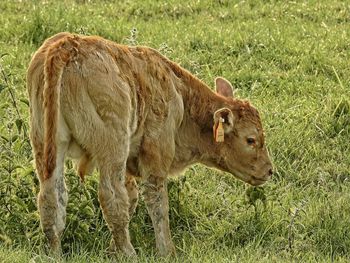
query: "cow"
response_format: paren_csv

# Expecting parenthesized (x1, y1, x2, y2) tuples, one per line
(26, 32, 273, 257)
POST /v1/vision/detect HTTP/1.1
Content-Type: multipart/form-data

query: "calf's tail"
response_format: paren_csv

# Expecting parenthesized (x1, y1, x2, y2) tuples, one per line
(43, 35, 79, 180)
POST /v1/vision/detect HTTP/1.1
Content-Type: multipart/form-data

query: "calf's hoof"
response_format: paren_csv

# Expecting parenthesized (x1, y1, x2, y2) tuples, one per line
(108, 238, 136, 257)
(158, 244, 176, 258)
(44, 230, 61, 256)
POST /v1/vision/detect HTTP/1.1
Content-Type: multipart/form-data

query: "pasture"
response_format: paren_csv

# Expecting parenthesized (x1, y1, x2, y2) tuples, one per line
(0, 0, 349, 262)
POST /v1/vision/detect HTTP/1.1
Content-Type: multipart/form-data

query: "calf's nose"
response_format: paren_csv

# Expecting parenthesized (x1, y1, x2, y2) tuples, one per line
(268, 168, 273, 177)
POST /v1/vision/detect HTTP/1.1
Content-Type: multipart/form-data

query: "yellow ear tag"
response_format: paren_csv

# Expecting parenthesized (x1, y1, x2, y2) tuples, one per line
(213, 117, 225, 142)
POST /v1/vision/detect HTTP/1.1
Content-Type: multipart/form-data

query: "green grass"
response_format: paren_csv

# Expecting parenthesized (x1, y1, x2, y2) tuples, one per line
(1, 0, 349, 262)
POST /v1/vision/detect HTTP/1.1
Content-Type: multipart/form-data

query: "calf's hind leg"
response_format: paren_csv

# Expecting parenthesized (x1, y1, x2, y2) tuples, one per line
(109, 173, 139, 253)
(33, 138, 69, 254)
(125, 173, 139, 217)
(96, 141, 135, 256)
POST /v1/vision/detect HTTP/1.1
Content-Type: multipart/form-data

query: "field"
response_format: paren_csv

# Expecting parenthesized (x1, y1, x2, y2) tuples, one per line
(0, 0, 350, 262)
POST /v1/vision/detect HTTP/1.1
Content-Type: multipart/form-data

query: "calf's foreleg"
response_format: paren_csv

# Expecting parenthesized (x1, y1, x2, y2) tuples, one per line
(143, 176, 175, 257)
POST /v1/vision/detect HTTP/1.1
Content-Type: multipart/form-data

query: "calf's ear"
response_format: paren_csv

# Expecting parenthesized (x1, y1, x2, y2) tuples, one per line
(215, 77, 234, 97)
(213, 108, 235, 134)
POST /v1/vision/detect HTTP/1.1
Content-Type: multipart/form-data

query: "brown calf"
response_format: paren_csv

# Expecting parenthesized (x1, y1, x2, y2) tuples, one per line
(27, 32, 273, 257)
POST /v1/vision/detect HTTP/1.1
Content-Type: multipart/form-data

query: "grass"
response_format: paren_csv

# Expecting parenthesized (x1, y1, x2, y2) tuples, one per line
(0, 0, 349, 262)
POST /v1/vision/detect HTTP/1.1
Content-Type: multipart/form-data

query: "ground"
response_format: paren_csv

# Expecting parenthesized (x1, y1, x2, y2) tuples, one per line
(0, 0, 349, 262)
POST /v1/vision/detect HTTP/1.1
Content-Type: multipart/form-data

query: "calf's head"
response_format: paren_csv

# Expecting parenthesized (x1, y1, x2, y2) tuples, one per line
(211, 77, 273, 186)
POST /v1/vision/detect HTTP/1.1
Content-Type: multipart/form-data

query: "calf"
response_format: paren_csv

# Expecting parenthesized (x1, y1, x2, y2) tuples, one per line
(27, 32, 273, 256)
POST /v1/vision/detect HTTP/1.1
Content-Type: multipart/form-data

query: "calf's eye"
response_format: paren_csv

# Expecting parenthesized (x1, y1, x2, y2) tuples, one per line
(247, 138, 256, 145)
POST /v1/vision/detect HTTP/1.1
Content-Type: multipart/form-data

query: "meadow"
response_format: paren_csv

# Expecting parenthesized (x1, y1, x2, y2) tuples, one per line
(0, 0, 349, 262)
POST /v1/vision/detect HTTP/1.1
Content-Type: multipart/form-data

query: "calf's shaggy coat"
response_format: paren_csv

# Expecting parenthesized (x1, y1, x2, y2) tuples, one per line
(27, 32, 273, 256)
